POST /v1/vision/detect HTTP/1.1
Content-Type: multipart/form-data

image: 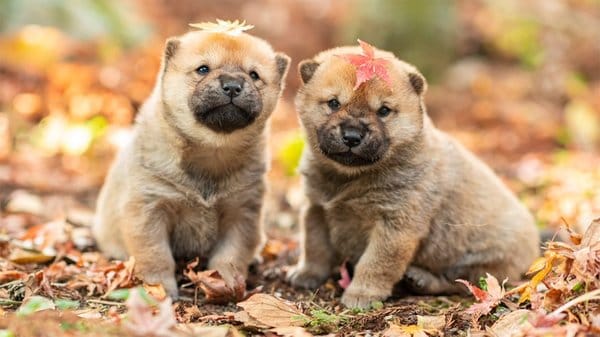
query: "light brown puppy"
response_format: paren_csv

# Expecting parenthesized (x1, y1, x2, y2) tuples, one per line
(93, 29, 290, 297)
(288, 46, 539, 308)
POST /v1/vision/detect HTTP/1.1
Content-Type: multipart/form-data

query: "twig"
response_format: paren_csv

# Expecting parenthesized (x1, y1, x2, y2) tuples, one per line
(0, 299, 22, 306)
(86, 299, 126, 306)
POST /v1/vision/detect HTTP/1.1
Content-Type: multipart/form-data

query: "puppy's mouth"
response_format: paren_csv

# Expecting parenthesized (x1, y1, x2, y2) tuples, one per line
(320, 147, 380, 167)
(194, 103, 255, 133)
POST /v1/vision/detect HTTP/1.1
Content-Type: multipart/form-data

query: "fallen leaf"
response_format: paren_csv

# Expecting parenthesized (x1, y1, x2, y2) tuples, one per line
(488, 309, 532, 337)
(237, 293, 307, 328)
(338, 261, 351, 289)
(382, 323, 428, 337)
(143, 283, 167, 301)
(184, 268, 245, 304)
(5, 190, 44, 215)
(416, 315, 445, 330)
(9, 248, 54, 265)
(0, 271, 28, 283)
(337, 39, 392, 90)
(17, 296, 55, 316)
(457, 273, 506, 318)
(123, 287, 176, 337)
(189, 19, 254, 36)
(177, 324, 243, 337)
(270, 326, 314, 337)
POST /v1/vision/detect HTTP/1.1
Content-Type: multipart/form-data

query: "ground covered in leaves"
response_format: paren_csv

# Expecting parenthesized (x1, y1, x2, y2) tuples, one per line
(1, 0, 600, 336)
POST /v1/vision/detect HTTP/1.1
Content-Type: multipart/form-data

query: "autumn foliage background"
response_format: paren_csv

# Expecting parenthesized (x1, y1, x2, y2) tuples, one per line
(0, 0, 599, 336)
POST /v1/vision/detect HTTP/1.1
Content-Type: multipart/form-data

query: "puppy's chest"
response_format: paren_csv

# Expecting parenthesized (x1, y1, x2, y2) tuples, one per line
(323, 199, 375, 263)
(169, 203, 219, 260)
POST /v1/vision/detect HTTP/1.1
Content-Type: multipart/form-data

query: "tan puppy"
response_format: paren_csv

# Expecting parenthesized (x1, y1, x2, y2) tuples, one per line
(287, 45, 539, 308)
(93, 27, 290, 297)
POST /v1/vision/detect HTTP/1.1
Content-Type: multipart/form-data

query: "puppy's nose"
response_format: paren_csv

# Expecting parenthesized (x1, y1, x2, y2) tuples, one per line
(219, 75, 244, 97)
(341, 127, 363, 148)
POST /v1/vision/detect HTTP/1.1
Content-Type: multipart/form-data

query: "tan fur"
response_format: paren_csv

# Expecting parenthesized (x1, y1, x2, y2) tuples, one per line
(93, 30, 290, 297)
(288, 46, 539, 308)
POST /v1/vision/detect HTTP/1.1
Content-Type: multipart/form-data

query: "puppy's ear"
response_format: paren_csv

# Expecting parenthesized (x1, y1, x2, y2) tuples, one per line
(408, 72, 427, 96)
(299, 59, 320, 84)
(160, 37, 180, 74)
(274, 52, 291, 82)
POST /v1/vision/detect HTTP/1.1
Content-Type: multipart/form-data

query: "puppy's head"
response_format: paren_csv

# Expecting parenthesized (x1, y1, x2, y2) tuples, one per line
(159, 31, 290, 141)
(295, 46, 427, 172)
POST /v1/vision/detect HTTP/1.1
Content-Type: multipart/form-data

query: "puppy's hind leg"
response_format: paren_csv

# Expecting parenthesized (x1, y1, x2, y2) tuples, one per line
(402, 266, 466, 295)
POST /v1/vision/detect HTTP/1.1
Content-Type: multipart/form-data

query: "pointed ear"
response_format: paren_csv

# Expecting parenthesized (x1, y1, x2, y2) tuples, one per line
(274, 52, 291, 82)
(299, 59, 320, 84)
(164, 38, 180, 61)
(160, 37, 180, 75)
(408, 72, 427, 95)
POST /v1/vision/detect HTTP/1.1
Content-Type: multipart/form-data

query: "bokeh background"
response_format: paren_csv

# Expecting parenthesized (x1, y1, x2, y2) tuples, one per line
(1, 0, 599, 236)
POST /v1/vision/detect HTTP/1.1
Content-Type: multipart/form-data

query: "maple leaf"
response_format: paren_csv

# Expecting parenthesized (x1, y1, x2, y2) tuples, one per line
(184, 268, 246, 304)
(189, 19, 254, 36)
(337, 39, 392, 90)
(338, 261, 351, 289)
(123, 287, 176, 337)
(456, 273, 506, 318)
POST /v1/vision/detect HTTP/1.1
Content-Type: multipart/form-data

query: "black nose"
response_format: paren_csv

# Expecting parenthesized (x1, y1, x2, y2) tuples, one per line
(219, 75, 244, 97)
(341, 127, 364, 147)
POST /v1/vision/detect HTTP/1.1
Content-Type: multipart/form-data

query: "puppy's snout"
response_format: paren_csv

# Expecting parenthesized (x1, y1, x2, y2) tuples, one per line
(341, 126, 364, 148)
(219, 74, 244, 98)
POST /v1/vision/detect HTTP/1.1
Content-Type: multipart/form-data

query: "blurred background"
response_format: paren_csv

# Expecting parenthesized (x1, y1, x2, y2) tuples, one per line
(1, 0, 599, 236)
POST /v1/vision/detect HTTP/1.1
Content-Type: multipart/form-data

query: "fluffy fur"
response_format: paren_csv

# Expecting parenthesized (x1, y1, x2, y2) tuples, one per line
(93, 30, 290, 297)
(288, 46, 539, 308)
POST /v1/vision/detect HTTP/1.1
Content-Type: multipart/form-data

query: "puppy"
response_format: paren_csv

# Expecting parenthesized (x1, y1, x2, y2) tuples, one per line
(93, 26, 290, 297)
(287, 44, 539, 308)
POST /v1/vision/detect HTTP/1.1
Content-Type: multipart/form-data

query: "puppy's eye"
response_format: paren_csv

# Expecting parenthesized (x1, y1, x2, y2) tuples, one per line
(377, 106, 392, 118)
(249, 71, 260, 80)
(196, 65, 210, 74)
(327, 99, 341, 111)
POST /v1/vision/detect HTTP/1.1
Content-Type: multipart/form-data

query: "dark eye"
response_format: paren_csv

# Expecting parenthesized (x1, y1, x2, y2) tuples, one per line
(196, 65, 210, 74)
(377, 106, 392, 117)
(249, 71, 260, 80)
(327, 99, 341, 111)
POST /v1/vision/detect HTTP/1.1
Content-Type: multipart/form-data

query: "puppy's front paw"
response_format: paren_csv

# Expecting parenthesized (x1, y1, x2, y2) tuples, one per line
(341, 282, 390, 309)
(141, 272, 179, 299)
(286, 265, 329, 289)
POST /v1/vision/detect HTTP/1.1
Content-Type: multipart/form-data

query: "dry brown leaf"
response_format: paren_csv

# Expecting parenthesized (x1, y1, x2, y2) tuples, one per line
(270, 326, 314, 337)
(144, 283, 167, 301)
(488, 309, 532, 337)
(185, 269, 245, 304)
(9, 248, 54, 264)
(382, 323, 428, 337)
(0, 270, 28, 282)
(237, 293, 307, 328)
(416, 315, 446, 330)
(177, 324, 243, 337)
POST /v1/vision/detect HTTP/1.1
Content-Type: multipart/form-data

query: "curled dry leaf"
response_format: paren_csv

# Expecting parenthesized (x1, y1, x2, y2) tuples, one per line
(237, 293, 307, 328)
(143, 283, 167, 301)
(184, 268, 245, 304)
(0, 270, 28, 283)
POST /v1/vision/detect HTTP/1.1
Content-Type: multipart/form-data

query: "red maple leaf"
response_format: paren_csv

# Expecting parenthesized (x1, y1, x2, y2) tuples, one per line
(456, 273, 507, 318)
(338, 39, 392, 90)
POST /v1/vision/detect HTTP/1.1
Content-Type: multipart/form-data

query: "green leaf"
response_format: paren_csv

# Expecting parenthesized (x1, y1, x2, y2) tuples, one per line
(370, 301, 384, 310)
(0, 330, 15, 337)
(17, 296, 55, 316)
(55, 299, 80, 310)
(106, 288, 131, 301)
